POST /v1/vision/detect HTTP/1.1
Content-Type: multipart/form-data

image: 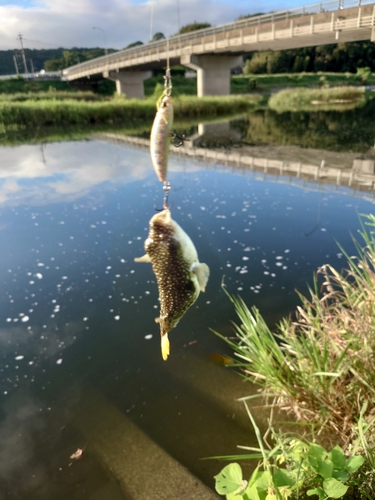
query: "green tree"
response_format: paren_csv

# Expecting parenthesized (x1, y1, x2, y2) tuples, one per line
(237, 12, 265, 20)
(43, 48, 112, 71)
(152, 32, 165, 41)
(125, 41, 144, 49)
(177, 22, 211, 34)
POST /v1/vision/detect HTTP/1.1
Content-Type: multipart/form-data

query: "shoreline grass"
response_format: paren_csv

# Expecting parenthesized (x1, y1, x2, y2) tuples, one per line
(0, 94, 262, 128)
(269, 86, 367, 113)
(214, 213, 375, 498)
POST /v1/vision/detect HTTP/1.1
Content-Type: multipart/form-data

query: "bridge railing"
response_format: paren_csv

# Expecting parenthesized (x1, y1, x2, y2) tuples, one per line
(63, 0, 374, 76)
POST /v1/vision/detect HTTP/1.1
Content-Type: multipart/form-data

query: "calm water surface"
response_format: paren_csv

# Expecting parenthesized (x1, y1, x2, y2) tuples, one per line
(0, 134, 374, 498)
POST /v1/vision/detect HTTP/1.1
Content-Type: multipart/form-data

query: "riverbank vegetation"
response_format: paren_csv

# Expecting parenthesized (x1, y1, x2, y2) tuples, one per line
(0, 93, 262, 130)
(0, 72, 373, 142)
(269, 86, 366, 113)
(232, 69, 375, 94)
(214, 214, 375, 499)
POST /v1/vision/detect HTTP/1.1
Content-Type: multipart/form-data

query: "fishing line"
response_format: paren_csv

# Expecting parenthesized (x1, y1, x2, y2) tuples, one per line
(303, 190, 323, 237)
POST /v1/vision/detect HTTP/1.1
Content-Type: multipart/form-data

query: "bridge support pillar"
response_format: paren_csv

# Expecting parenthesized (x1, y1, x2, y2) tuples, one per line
(103, 70, 152, 99)
(180, 54, 243, 97)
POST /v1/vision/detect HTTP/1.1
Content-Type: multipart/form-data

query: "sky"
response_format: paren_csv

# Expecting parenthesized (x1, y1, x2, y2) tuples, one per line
(0, 0, 300, 52)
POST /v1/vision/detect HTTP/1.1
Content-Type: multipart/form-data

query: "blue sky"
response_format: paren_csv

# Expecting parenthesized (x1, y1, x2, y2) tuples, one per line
(0, 0, 302, 52)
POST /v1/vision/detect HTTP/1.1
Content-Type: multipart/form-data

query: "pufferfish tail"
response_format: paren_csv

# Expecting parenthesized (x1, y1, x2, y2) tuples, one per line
(161, 334, 170, 361)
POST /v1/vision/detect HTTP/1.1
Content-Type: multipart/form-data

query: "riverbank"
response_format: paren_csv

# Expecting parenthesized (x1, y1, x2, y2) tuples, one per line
(0, 94, 262, 129)
(214, 213, 375, 499)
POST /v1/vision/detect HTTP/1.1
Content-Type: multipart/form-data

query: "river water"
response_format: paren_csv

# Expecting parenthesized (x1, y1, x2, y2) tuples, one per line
(0, 108, 375, 499)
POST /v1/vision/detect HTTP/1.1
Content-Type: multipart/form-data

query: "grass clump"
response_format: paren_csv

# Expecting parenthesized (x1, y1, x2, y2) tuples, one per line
(269, 86, 365, 113)
(0, 90, 106, 102)
(0, 94, 262, 128)
(214, 214, 375, 498)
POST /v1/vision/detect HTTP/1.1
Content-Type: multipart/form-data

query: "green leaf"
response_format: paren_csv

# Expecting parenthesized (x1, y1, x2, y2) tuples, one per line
(243, 484, 261, 500)
(248, 465, 261, 489)
(332, 469, 349, 482)
(273, 468, 295, 487)
(323, 478, 348, 498)
(227, 495, 245, 500)
(307, 487, 325, 500)
(214, 463, 245, 495)
(309, 444, 327, 460)
(346, 455, 365, 473)
(328, 446, 346, 469)
(252, 471, 272, 491)
(308, 456, 319, 471)
(318, 460, 334, 479)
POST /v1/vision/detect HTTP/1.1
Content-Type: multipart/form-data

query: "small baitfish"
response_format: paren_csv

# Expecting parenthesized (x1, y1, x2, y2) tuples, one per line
(135, 209, 210, 360)
(150, 93, 174, 183)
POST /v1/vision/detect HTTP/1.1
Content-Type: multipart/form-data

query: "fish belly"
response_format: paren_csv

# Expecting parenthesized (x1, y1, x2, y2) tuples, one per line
(150, 105, 174, 183)
(145, 237, 199, 335)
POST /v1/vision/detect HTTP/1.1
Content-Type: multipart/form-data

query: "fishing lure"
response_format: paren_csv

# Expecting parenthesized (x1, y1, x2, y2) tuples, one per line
(135, 208, 210, 360)
(150, 69, 174, 183)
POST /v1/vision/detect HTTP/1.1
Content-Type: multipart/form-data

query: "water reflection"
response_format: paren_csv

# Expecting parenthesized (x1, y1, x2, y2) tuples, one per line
(0, 137, 374, 498)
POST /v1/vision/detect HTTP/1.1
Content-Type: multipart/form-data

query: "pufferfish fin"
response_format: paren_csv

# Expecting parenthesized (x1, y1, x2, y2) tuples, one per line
(191, 262, 210, 292)
(161, 334, 170, 361)
(134, 254, 151, 263)
(155, 317, 170, 361)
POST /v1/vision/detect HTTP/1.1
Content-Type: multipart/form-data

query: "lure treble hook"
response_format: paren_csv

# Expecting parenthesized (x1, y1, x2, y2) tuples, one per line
(163, 181, 171, 209)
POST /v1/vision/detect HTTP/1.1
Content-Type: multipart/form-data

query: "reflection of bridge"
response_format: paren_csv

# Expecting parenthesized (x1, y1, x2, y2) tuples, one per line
(63, 0, 375, 98)
(99, 126, 375, 202)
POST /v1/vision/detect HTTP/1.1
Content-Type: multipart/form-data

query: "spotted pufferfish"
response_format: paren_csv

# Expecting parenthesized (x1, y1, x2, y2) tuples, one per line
(135, 208, 210, 360)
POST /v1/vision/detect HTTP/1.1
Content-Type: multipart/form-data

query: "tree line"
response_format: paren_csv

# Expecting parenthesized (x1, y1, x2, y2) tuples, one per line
(1, 37, 374, 75)
(243, 42, 375, 74)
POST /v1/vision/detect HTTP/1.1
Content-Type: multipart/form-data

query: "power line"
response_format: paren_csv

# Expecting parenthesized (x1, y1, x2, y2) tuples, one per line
(23, 37, 63, 48)
(17, 33, 28, 73)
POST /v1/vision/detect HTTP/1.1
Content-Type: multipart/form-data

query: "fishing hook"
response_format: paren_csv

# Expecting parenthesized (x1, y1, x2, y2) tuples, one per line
(171, 130, 190, 148)
(153, 181, 172, 212)
(163, 181, 171, 209)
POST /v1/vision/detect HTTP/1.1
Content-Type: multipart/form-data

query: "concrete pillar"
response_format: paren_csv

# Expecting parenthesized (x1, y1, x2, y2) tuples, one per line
(180, 54, 243, 97)
(103, 69, 152, 99)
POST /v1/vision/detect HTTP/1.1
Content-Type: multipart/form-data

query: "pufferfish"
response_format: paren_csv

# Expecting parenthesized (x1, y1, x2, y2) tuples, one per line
(134, 208, 210, 360)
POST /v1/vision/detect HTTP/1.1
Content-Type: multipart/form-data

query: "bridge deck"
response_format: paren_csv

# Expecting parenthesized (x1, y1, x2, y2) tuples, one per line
(63, 0, 375, 82)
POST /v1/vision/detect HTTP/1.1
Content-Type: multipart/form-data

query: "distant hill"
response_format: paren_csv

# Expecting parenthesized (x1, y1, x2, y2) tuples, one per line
(0, 48, 113, 75)
(0, 48, 65, 75)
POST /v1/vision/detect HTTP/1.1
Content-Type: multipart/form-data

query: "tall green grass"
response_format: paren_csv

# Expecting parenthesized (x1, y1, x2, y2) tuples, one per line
(215, 214, 375, 449)
(0, 94, 262, 128)
(213, 215, 375, 498)
(269, 86, 366, 113)
(0, 90, 106, 102)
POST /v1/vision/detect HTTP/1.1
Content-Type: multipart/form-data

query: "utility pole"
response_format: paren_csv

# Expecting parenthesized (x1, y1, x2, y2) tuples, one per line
(150, 0, 154, 41)
(30, 59, 35, 73)
(13, 54, 19, 75)
(17, 33, 29, 74)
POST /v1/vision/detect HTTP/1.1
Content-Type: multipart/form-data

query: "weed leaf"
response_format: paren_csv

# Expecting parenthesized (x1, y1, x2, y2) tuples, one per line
(328, 446, 346, 469)
(345, 455, 365, 473)
(214, 463, 247, 496)
(273, 468, 295, 487)
(307, 486, 325, 499)
(323, 477, 348, 498)
(318, 460, 334, 479)
(309, 444, 326, 460)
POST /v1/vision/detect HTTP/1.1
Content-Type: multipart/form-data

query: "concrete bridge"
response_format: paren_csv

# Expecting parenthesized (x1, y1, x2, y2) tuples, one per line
(98, 123, 375, 202)
(63, 0, 375, 98)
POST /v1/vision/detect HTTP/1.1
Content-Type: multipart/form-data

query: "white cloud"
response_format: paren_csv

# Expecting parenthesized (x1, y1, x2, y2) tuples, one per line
(0, 0, 275, 51)
(0, 139, 201, 206)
